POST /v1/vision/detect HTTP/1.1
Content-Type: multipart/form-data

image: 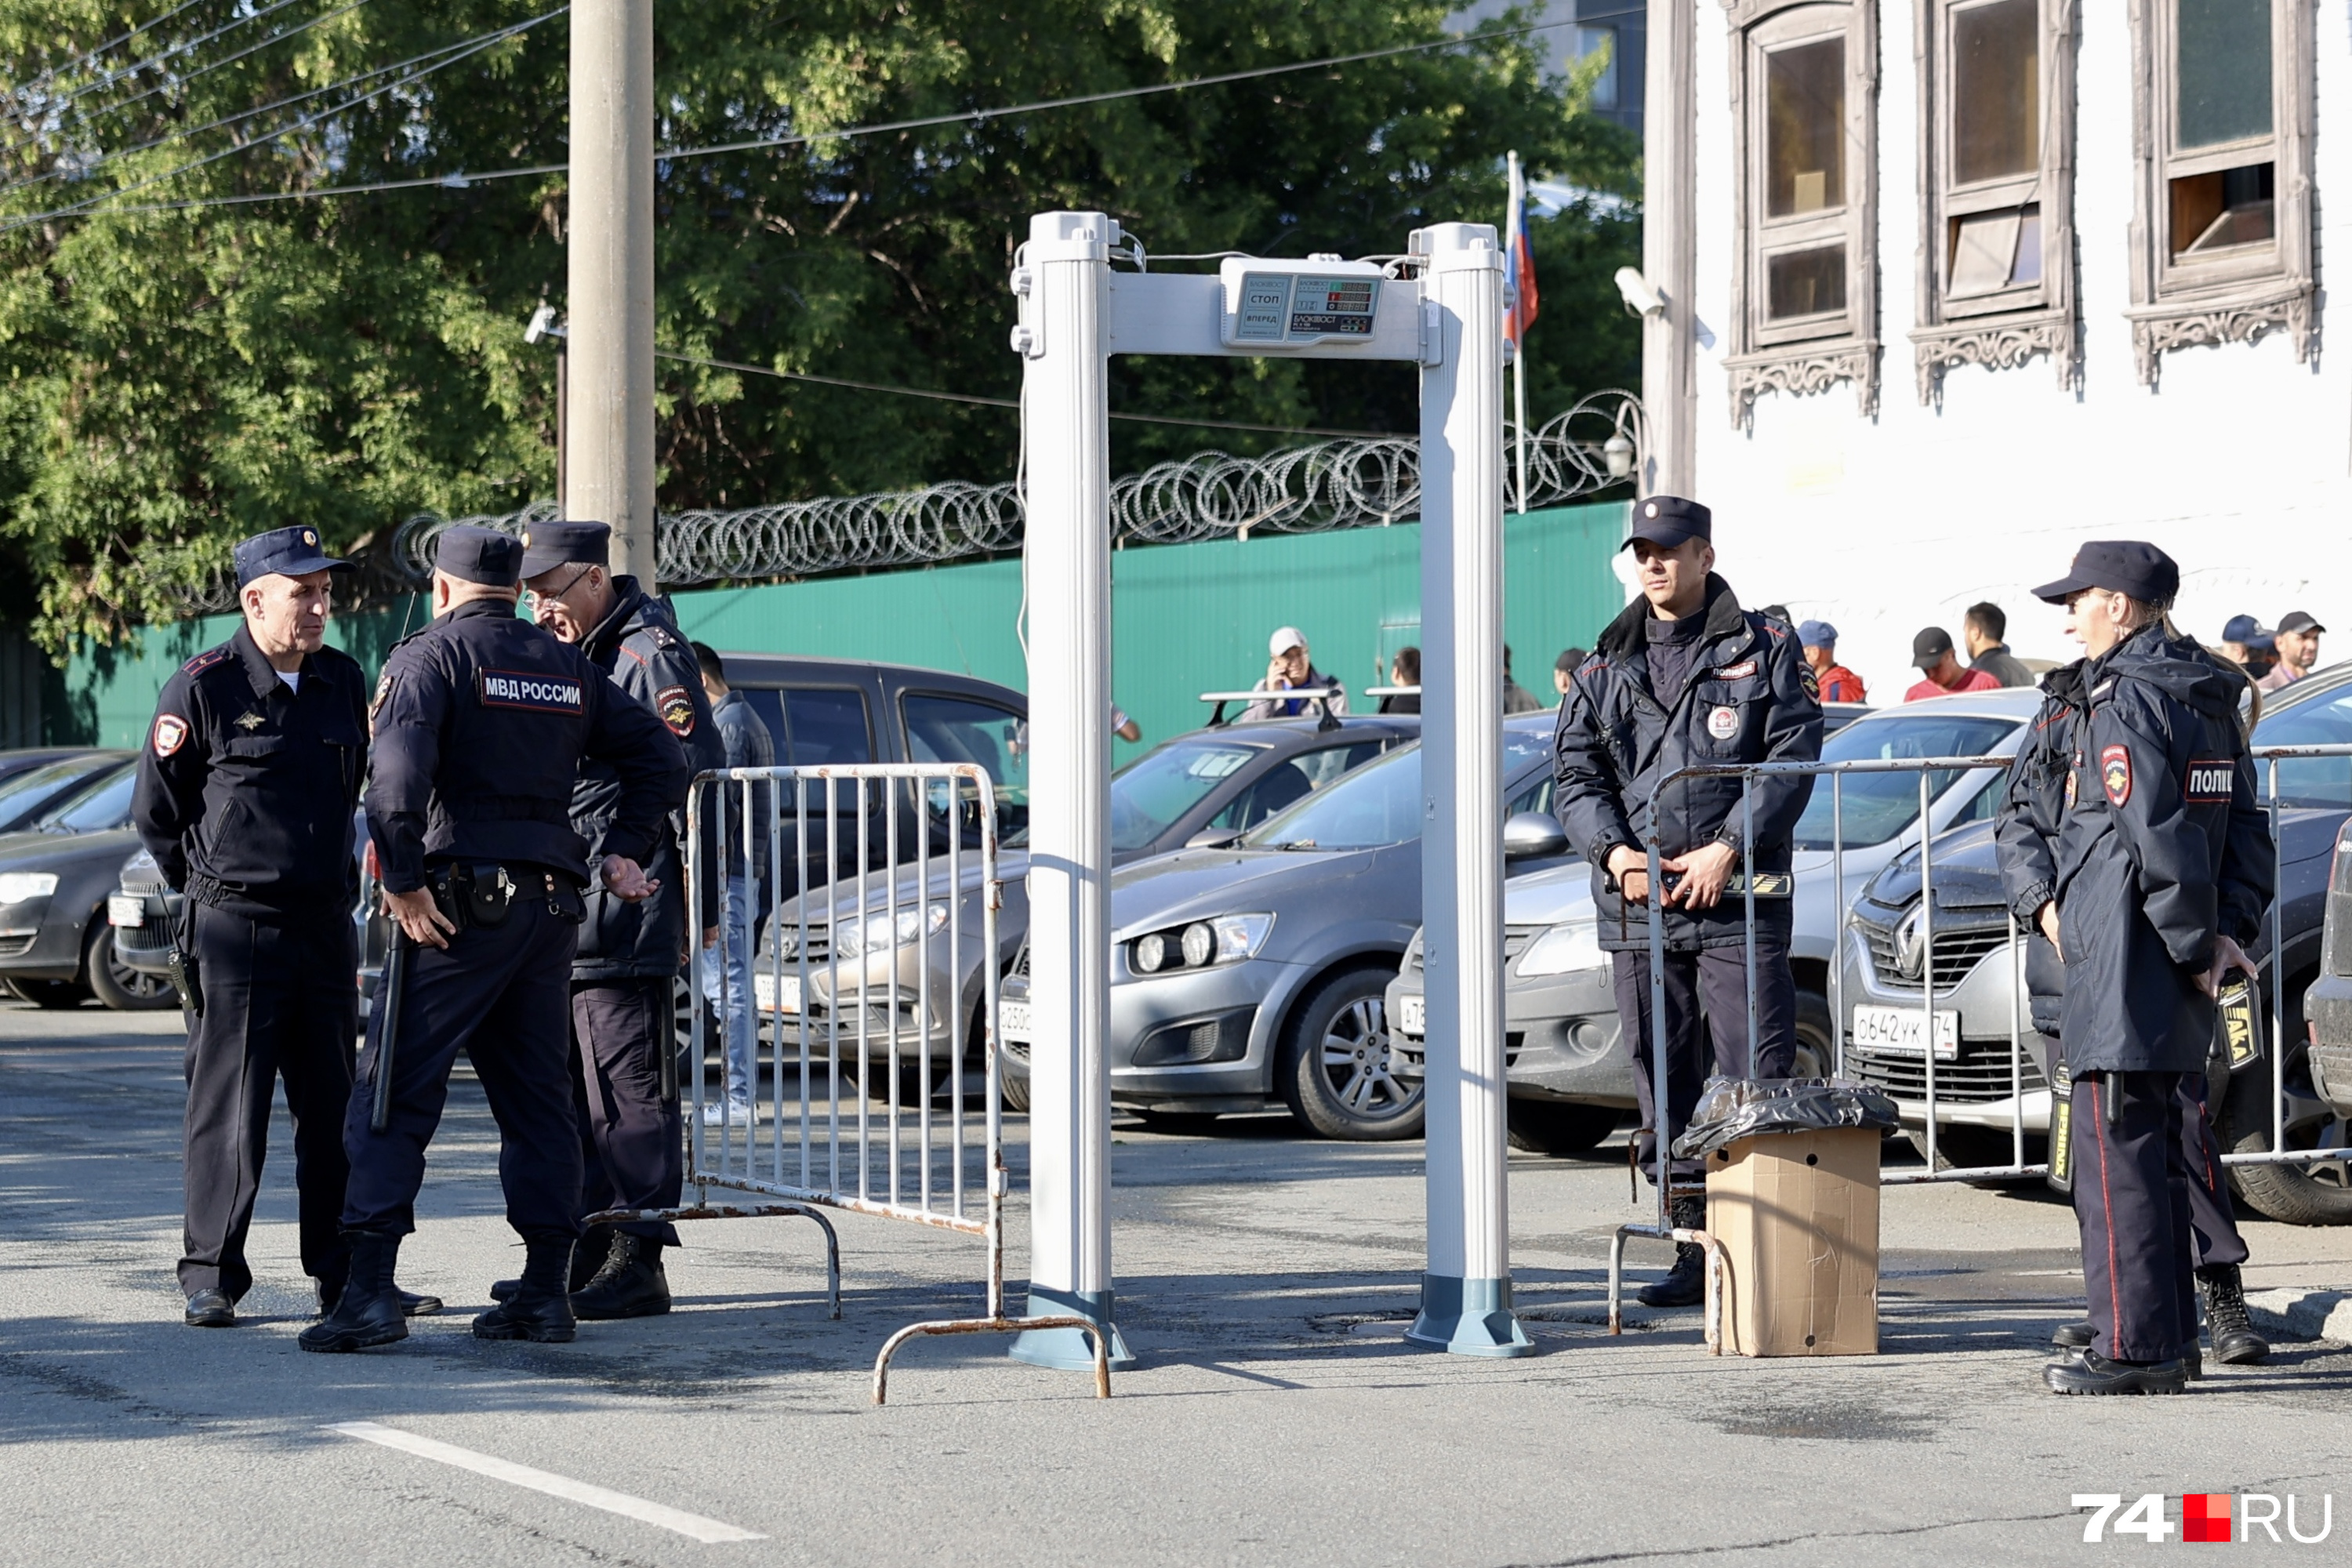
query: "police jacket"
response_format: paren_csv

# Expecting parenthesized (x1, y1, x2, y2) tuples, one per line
(2049, 625, 2274, 1073)
(132, 626, 368, 920)
(1994, 659, 2087, 1036)
(1554, 575, 1823, 953)
(364, 597, 686, 896)
(568, 579, 727, 982)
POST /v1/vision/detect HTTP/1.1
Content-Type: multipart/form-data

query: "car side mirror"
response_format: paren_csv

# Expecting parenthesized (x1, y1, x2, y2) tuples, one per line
(1185, 829, 1242, 851)
(1502, 811, 1569, 860)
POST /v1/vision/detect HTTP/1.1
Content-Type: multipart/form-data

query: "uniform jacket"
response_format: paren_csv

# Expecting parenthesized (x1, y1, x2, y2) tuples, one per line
(1994, 659, 2087, 1036)
(710, 688, 777, 874)
(568, 579, 728, 982)
(2049, 626, 2274, 1073)
(365, 597, 686, 895)
(1553, 575, 1824, 952)
(132, 625, 368, 919)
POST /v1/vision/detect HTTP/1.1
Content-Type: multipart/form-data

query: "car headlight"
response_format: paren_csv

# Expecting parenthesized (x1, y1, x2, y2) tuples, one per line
(0, 872, 59, 906)
(1517, 918, 1605, 978)
(1128, 913, 1273, 975)
(833, 902, 949, 960)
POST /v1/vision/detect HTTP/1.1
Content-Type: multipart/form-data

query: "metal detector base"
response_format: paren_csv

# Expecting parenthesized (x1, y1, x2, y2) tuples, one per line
(1405, 1273, 1537, 1357)
(1009, 1287, 1138, 1371)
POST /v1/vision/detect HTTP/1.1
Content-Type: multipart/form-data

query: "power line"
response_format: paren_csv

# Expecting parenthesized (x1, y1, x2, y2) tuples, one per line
(10, 0, 216, 103)
(57, 0, 377, 143)
(12, 0, 307, 141)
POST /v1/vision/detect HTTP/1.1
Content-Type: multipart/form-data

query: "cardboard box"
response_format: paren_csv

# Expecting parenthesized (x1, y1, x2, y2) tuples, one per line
(1703, 1125, 1881, 1356)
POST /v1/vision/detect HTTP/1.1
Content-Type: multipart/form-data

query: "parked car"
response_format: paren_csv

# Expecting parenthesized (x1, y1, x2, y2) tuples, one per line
(0, 750, 132, 835)
(107, 846, 182, 983)
(752, 715, 1421, 1106)
(1382, 692, 2033, 1155)
(1878, 660, 2352, 1216)
(0, 762, 178, 1010)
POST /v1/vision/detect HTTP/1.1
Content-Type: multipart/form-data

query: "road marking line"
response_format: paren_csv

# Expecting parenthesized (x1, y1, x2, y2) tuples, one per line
(324, 1422, 765, 1543)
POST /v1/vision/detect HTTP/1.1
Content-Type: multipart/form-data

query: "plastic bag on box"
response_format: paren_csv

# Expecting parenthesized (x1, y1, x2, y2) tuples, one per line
(1669, 1076, 1901, 1161)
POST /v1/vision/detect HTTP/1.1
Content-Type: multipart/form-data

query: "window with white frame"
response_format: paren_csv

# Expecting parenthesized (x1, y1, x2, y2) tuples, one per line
(2125, 0, 2312, 383)
(1723, 0, 1878, 427)
(1911, 0, 2078, 402)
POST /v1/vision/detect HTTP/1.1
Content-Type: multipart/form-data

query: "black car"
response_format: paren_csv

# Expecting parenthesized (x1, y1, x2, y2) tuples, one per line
(0, 761, 177, 1011)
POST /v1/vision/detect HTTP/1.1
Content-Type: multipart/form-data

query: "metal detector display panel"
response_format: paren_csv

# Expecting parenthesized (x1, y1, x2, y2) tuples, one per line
(1228, 273, 1381, 346)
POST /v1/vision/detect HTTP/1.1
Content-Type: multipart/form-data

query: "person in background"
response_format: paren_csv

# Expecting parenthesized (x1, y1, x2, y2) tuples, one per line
(2217, 615, 2275, 678)
(1112, 707, 1142, 743)
(1906, 627, 2003, 701)
(691, 643, 776, 1129)
(1552, 648, 1588, 702)
(1502, 645, 1542, 714)
(1796, 622, 1866, 702)
(1964, 601, 2034, 688)
(1378, 648, 1421, 715)
(2259, 612, 2325, 692)
(1242, 626, 1348, 720)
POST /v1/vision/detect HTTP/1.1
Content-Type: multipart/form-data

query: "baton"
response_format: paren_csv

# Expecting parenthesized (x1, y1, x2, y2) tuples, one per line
(370, 927, 411, 1134)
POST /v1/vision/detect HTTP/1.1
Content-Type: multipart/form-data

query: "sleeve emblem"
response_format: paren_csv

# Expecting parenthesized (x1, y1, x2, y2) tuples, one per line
(372, 668, 394, 717)
(657, 684, 697, 736)
(153, 714, 191, 757)
(2101, 744, 2132, 807)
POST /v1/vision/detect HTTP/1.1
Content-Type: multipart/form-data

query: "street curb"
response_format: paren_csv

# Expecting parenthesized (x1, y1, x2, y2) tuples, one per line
(2245, 1288, 2352, 1345)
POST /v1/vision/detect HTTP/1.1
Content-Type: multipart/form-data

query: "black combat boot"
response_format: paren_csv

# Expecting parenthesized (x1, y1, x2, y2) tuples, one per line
(2042, 1349, 2187, 1396)
(2198, 1264, 2270, 1365)
(1639, 1193, 1708, 1308)
(298, 1232, 410, 1353)
(491, 1224, 609, 1304)
(568, 1236, 672, 1321)
(473, 1235, 578, 1342)
(317, 1275, 444, 1318)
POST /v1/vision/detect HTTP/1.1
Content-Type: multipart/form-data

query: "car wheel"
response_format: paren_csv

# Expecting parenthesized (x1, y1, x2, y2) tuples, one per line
(9, 976, 87, 1009)
(1504, 1099, 1620, 1156)
(1277, 963, 1422, 1142)
(87, 924, 178, 1012)
(1793, 989, 1834, 1078)
(2220, 1019, 2352, 1225)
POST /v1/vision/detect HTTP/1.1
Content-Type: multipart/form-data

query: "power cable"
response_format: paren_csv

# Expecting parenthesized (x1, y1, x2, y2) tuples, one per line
(9, 0, 216, 105)
(51, 0, 377, 144)
(9, 0, 307, 143)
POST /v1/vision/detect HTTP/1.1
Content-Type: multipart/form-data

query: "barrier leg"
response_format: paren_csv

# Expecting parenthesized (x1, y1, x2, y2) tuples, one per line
(874, 1314, 1112, 1406)
(583, 1202, 840, 1319)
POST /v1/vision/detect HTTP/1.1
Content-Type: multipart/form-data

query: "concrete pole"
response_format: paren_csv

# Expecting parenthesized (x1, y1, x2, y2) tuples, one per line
(1007, 210, 1134, 1374)
(567, 0, 658, 580)
(1405, 222, 1533, 1359)
(1641, 0, 1699, 497)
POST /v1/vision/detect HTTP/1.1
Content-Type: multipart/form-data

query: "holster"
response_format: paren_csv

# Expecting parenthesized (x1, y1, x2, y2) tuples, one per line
(165, 898, 202, 1021)
(426, 862, 585, 930)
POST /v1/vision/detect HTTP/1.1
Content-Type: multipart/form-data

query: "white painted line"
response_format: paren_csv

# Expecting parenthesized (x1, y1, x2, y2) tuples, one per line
(325, 1421, 765, 1543)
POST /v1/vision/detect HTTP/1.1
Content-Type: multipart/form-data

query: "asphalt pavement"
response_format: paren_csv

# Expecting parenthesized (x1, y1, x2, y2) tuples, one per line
(5, 996, 2352, 1567)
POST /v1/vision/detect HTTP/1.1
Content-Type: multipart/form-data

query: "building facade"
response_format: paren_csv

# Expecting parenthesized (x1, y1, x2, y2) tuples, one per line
(1681, 0, 2346, 689)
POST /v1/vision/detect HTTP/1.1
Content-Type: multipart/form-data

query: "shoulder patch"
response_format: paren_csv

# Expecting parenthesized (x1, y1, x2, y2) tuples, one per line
(152, 714, 190, 757)
(371, 667, 394, 717)
(181, 646, 232, 677)
(1798, 662, 1820, 699)
(656, 684, 697, 736)
(478, 668, 586, 714)
(2101, 744, 2132, 807)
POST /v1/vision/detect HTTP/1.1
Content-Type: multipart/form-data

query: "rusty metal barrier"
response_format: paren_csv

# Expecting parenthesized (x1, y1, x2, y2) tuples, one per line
(587, 762, 1109, 1404)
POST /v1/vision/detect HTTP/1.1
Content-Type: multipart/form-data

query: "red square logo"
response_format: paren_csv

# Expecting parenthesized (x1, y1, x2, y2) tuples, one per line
(2183, 1493, 2232, 1543)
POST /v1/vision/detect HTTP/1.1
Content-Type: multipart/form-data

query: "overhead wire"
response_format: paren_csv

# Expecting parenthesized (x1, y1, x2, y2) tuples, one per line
(48, 0, 377, 145)
(9, 0, 216, 105)
(7, 0, 308, 145)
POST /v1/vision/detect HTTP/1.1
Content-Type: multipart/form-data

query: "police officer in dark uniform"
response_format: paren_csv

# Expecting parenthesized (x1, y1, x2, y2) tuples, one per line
(134, 525, 442, 1328)
(1996, 630, 2273, 1373)
(511, 521, 724, 1321)
(2019, 542, 2271, 1395)
(300, 526, 686, 1352)
(1554, 496, 1823, 1306)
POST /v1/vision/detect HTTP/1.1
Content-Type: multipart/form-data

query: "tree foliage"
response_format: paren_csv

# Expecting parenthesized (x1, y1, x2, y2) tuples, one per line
(0, 0, 1637, 650)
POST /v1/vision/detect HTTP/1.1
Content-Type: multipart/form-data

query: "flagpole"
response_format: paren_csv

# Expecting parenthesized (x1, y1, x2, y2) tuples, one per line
(1507, 151, 1529, 516)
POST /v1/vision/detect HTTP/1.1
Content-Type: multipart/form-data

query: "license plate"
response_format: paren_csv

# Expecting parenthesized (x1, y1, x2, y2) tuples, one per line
(1853, 1004, 1959, 1059)
(1398, 993, 1425, 1037)
(107, 895, 143, 929)
(751, 973, 803, 1014)
(1000, 999, 1032, 1043)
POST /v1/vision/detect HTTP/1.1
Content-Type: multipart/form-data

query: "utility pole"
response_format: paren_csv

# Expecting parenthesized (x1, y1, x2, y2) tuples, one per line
(1642, 0, 1698, 495)
(568, 0, 657, 581)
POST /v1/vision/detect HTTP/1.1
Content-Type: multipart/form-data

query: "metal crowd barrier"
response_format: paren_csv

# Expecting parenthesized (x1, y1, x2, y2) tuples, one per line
(586, 761, 1110, 1403)
(1606, 740, 2352, 1336)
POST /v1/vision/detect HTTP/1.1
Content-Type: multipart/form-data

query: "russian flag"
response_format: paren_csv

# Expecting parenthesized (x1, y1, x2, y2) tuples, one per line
(1504, 152, 1540, 347)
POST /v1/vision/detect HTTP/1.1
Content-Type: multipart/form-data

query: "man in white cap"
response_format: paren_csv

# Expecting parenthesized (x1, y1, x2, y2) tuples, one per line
(1243, 626, 1349, 720)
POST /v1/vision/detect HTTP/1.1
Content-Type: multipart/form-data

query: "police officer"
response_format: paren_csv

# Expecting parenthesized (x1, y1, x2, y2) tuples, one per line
(1996, 626, 2274, 1374)
(1555, 496, 1823, 1306)
(512, 521, 724, 1321)
(301, 527, 686, 1352)
(2019, 542, 2271, 1395)
(134, 526, 441, 1328)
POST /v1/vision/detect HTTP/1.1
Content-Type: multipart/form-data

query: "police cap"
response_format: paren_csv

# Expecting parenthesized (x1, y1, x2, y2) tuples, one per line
(1622, 495, 1711, 552)
(233, 524, 348, 587)
(434, 524, 524, 587)
(2031, 541, 2180, 605)
(518, 519, 613, 579)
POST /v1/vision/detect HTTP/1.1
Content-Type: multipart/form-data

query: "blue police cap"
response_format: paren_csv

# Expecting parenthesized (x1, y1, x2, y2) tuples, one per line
(518, 519, 612, 579)
(434, 525, 524, 587)
(2031, 541, 2180, 605)
(1796, 619, 1838, 648)
(233, 524, 348, 587)
(1621, 494, 1711, 552)
(2220, 614, 2274, 648)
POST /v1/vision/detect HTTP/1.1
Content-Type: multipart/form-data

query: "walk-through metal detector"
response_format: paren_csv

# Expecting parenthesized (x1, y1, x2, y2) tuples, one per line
(1010, 209, 1532, 1369)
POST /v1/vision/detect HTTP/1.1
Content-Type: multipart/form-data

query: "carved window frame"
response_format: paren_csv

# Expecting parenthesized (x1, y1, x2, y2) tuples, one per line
(1910, 0, 2080, 405)
(1723, 0, 1880, 428)
(2125, 0, 2314, 384)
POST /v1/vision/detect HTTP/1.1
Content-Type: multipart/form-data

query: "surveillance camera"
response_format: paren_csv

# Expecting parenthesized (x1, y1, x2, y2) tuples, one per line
(1613, 267, 1667, 318)
(524, 303, 564, 344)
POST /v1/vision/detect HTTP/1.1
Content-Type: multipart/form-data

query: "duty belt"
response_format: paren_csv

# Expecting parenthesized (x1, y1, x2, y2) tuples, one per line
(425, 862, 585, 930)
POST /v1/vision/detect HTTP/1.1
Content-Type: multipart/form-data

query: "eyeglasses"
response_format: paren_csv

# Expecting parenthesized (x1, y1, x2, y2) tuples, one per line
(524, 564, 596, 605)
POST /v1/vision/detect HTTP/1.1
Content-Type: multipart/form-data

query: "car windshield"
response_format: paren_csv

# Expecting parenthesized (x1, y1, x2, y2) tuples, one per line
(1790, 713, 2020, 850)
(37, 764, 136, 834)
(1103, 737, 1268, 851)
(1243, 732, 1553, 851)
(0, 756, 108, 829)
(2252, 679, 2352, 808)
